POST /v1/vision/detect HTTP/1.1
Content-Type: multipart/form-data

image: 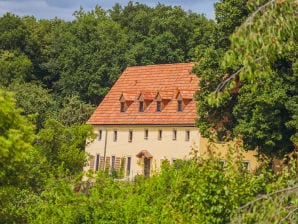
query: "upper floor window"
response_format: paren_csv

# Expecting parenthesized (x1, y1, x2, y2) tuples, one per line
(113, 130, 117, 142)
(177, 100, 183, 112)
(98, 129, 102, 140)
(158, 129, 162, 140)
(120, 102, 126, 112)
(185, 130, 190, 141)
(128, 130, 133, 142)
(144, 129, 148, 140)
(172, 129, 177, 140)
(157, 101, 161, 112)
(139, 101, 144, 112)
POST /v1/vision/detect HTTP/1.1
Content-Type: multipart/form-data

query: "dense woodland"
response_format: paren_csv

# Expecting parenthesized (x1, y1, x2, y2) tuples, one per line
(0, 0, 297, 223)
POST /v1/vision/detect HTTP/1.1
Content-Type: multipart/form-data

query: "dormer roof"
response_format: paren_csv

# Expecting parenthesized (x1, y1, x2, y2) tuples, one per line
(119, 91, 135, 102)
(175, 90, 194, 100)
(138, 91, 155, 101)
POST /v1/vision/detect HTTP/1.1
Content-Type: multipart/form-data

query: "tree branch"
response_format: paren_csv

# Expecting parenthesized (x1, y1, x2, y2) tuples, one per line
(278, 207, 298, 224)
(243, 0, 276, 27)
(238, 185, 298, 210)
(214, 57, 264, 93)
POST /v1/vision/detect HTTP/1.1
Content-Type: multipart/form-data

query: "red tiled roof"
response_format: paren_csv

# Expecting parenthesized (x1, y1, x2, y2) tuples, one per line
(87, 63, 199, 125)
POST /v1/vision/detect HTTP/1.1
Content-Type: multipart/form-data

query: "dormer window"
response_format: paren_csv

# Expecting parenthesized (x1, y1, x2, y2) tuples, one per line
(156, 101, 161, 112)
(119, 92, 134, 113)
(177, 100, 183, 112)
(139, 101, 144, 112)
(120, 102, 126, 112)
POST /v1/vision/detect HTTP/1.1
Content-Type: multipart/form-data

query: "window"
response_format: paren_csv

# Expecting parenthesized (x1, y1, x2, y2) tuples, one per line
(185, 130, 190, 141)
(126, 156, 131, 175)
(113, 130, 117, 142)
(156, 101, 161, 112)
(144, 129, 148, 140)
(111, 156, 116, 170)
(98, 129, 102, 140)
(242, 161, 251, 171)
(158, 129, 162, 140)
(120, 102, 125, 112)
(217, 130, 225, 143)
(95, 154, 100, 171)
(128, 130, 133, 142)
(177, 100, 183, 112)
(172, 129, 177, 140)
(221, 160, 226, 168)
(139, 101, 144, 112)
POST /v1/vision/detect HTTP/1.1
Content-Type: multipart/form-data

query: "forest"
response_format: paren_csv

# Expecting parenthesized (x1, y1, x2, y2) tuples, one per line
(0, 0, 297, 223)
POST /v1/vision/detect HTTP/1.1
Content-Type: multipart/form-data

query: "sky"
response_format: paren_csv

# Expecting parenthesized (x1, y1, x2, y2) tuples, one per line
(0, 0, 218, 21)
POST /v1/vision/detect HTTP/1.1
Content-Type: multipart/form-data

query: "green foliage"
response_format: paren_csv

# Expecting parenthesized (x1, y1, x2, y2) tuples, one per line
(24, 151, 273, 224)
(35, 118, 95, 175)
(0, 50, 33, 86)
(7, 82, 54, 130)
(0, 13, 27, 51)
(0, 89, 45, 189)
(214, 0, 249, 49)
(55, 7, 128, 104)
(52, 95, 95, 127)
(195, 0, 297, 156)
(231, 156, 298, 223)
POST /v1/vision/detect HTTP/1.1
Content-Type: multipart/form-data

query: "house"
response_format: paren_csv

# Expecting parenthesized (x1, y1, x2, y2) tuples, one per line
(85, 63, 258, 179)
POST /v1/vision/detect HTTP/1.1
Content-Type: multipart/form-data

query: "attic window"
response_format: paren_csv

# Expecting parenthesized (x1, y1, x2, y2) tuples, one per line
(139, 101, 144, 112)
(120, 102, 126, 112)
(177, 100, 183, 112)
(156, 101, 161, 112)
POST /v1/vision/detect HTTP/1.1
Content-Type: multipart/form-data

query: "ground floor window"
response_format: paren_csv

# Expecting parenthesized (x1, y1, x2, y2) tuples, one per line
(126, 156, 131, 175)
(95, 154, 100, 171)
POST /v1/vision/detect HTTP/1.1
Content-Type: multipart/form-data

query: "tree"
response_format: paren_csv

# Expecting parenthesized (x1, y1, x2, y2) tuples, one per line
(214, 0, 249, 49)
(0, 13, 27, 51)
(35, 119, 95, 175)
(0, 89, 45, 189)
(0, 50, 33, 87)
(195, 0, 297, 156)
(8, 82, 54, 130)
(55, 7, 128, 104)
(52, 95, 95, 127)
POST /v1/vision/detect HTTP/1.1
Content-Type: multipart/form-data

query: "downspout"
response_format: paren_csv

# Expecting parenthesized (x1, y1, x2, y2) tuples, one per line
(103, 128, 108, 171)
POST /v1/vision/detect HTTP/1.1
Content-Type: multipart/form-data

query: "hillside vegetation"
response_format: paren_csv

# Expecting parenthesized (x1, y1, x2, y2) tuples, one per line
(0, 0, 297, 223)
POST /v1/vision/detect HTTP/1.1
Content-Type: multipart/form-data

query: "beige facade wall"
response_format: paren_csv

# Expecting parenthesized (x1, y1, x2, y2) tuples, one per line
(199, 137, 259, 171)
(85, 125, 259, 178)
(85, 125, 200, 179)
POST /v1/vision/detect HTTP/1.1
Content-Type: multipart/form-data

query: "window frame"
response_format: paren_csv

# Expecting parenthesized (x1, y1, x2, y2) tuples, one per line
(128, 130, 133, 142)
(120, 102, 126, 112)
(185, 130, 190, 141)
(144, 129, 149, 140)
(177, 100, 183, 112)
(98, 129, 102, 140)
(95, 154, 100, 171)
(172, 129, 177, 140)
(111, 155, 116, 171)
(113, 130, 118, 142)
(158, 129, 162, 140)
(156, 101, 161, 112)
(139, 101, 144, 112)
(126, 156, 131, 176)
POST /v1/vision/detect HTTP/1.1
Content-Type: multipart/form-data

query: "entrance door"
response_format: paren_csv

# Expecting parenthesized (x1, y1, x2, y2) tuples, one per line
(144, 157, 151, 177)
